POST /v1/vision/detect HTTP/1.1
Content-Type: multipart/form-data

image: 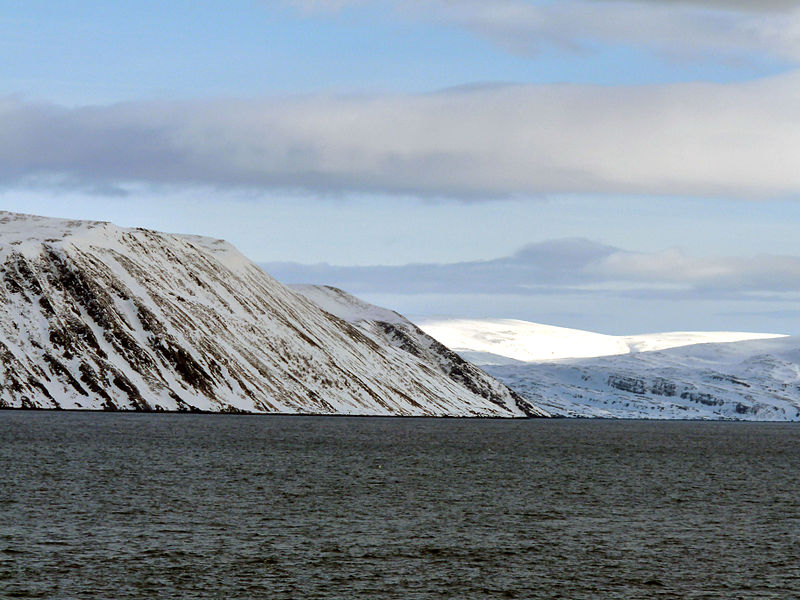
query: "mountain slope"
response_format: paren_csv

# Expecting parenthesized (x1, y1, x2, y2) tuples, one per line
(290, 285, 547, 417)
(0, 211, 543, 416)
(483, 337, 800, 420)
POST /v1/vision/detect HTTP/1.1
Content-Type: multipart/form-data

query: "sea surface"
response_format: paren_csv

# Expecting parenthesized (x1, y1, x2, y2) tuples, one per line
(2, 412, 800, 599)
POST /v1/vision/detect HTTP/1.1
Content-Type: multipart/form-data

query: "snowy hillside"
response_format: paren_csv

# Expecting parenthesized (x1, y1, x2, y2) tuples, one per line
(0, 211, 544, 416)
(291, 285, 547, 417)
(416, 317, 784, 363)
(483, 337, 800, 421)
(415, 316, 798, 420)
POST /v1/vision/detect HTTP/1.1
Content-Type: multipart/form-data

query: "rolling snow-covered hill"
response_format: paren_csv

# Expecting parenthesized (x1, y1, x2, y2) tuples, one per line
(416, 317, 784, 363)
(416, 317, 798, 420)
(483, 337, 800, 420)
(0, 211, 543, 417)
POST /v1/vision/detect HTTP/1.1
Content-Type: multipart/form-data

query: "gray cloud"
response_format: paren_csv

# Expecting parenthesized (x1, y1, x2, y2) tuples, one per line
(262, 229, 800, 332)
(3, 72, 800, 198)
(262, 238, 800, 299)
(263, 238, 619, 296)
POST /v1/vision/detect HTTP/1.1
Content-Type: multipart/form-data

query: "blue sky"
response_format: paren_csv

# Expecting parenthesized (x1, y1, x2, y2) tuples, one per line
(3, 0, 800, 333)
(5, 0, 791, 104)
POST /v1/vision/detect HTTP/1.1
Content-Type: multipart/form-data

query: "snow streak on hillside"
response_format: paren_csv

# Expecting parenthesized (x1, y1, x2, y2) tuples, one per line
(0, 212, 542, 416)
(291, 285, 547, 417)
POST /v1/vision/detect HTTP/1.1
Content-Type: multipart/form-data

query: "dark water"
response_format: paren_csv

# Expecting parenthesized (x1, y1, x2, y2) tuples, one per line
(2, 413, 800, 599)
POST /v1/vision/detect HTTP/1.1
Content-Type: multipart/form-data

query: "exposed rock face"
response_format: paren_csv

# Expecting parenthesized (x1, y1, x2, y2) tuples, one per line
(0, 211, 546, 416)
(290, 285, 547, 417)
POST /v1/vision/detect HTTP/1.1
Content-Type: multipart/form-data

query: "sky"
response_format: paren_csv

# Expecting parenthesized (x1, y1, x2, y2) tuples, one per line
(3, 0, 800, 334)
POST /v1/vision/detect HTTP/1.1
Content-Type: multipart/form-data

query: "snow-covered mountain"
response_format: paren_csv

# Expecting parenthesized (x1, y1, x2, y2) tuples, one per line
(483, 337, 800, 420)
(416, 317, 784, 363)
(0, 211, 544, 417)
(291, 285, 546, 417)
(416, 317, 799, 420)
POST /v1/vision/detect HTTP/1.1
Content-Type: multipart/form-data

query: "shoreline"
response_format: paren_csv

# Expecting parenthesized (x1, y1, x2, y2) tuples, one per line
(3, 406, 799, 423)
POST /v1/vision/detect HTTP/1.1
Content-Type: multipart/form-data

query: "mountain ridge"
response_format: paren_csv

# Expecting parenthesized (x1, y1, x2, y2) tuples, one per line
(0, 211, 543, 417)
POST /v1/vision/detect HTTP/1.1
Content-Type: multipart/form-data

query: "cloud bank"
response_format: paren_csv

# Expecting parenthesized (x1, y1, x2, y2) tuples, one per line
(3, 72, 800, 198)
(263, 238, 800, 300)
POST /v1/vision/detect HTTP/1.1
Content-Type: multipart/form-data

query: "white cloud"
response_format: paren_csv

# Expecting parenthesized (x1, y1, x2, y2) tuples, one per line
(430, 1, 800, 60)
(287, 0, 800, 61)
(591, 250, 800, 291)
(3, 72, 800, 198)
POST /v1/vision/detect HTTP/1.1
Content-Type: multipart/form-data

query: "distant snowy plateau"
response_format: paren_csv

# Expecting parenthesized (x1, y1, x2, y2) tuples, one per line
(0, 211, 544, 417)
(417, 318, 799, 421)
